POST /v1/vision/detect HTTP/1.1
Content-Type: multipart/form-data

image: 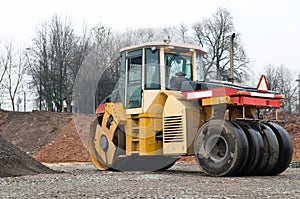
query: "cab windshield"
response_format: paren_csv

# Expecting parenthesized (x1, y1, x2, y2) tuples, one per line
(165, 53, 192, 90)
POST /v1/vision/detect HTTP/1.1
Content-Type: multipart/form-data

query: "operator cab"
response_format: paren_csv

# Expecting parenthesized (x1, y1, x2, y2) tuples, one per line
(118, 41, 206, 114)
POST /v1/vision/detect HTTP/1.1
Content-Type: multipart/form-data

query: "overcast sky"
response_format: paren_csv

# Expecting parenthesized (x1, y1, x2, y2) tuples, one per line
(0, 0, 299, 76)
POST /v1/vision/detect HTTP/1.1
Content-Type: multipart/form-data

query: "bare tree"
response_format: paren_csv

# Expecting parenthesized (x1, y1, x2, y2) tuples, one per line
(192, 7, 250, 80)
(119, 28, 141, 46)
(90, 25, 116, 106)
(0, 43, 8, 107)
(27, 22, 50, 110)
(27, 15, 90, 112)
(179, 23, 188, 43)
(1, 43, 28, 111)
(264, 65, 279, 91)
(162, 26, 177, 42)
(117, 28, 162, 47)
(264, 65, 298, 113)
(137, 28, 155, 43)
(0, 46, 8, 84)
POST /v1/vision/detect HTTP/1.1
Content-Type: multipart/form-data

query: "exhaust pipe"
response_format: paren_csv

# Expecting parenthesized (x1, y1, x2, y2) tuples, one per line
(230, 33, 235, 83)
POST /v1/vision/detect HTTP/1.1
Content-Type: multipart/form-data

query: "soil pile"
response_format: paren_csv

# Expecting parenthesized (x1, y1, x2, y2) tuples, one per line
(0, 110, 71, 155)
(0, 135, 54, 177)
(0, 110, 93, 163)
(33, 117, 91, 162)
(281, 113, 300, 160)
(0, 109, 299, 165)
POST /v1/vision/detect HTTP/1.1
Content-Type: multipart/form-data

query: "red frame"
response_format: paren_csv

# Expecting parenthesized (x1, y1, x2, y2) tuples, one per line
(231, 96, 281, 108)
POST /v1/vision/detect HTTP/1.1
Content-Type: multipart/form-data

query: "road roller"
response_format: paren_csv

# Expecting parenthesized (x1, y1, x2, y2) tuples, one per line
(88, 39, 293, 176)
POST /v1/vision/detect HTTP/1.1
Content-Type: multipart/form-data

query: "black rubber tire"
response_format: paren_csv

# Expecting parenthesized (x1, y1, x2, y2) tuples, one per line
(194, 120, 249, 176)
(250, 122, 279, 175)
(229, 121, 250, 176)
(233, 121, 264, 176)
(264, 122, 293, 175)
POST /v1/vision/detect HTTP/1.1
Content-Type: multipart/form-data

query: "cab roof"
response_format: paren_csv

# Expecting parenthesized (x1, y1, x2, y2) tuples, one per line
(120, 41, 207, 54)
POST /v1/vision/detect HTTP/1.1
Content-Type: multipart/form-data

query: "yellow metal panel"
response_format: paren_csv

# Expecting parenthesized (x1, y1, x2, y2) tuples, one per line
(125, 115, 163, 156)
(94, 123, 116, 165)
(125, 107, 143, 115)
(163, 95, 184, 115)
(181, 101, 200, 155)
(139, 117, 155, 155)
(125, 119, 139, 155)
(163, 95, 187, 155)
(104, 103, 127, 124)
(143, 90, 160, 112)
(202, 96, 231, 106)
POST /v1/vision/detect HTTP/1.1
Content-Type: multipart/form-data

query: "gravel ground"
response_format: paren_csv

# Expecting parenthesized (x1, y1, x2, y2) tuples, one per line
(1, 162, 300, 198)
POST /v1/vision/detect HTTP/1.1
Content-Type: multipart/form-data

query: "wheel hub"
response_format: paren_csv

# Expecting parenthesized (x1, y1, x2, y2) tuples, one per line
(206, 135, 228, 162)
(100, 134, 109, 152)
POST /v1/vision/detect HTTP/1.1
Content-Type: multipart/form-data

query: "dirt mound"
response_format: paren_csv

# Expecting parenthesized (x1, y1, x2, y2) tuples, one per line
(0, 135, 54, 177)
(0, 110, 94, 163)
(0, 110, 71, 155)
(280, 113, 300, 160)
(0, 109, 299, 165)
(33, 117, 90, 162)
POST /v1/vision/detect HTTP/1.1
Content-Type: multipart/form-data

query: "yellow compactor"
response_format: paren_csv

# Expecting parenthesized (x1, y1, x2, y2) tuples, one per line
(88, 41, 293, 176)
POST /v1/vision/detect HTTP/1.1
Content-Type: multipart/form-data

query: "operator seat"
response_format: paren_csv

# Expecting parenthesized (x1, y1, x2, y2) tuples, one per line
(170, 71, 187, 90)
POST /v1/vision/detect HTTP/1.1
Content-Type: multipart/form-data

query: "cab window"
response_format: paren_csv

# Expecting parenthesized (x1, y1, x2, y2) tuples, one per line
(127, 50, 142, 108)
(165, 54, 192, 90)
(145, 48, 160, 89)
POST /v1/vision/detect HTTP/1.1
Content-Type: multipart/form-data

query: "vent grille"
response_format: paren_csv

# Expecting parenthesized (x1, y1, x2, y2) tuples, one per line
(132, 127, 139, 134)
(163, 115, 184, 143)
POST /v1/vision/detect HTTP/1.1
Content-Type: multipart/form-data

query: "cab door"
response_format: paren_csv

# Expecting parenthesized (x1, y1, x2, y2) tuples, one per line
(125, 49, 143, 114)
